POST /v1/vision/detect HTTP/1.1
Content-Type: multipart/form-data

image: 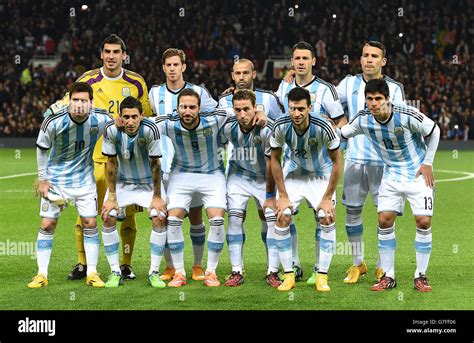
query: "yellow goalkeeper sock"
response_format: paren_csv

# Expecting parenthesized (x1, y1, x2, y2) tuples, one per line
(75, 217, 87, 265)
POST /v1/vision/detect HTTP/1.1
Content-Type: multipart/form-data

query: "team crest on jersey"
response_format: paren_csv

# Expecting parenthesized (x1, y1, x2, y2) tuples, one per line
(394, 126, 404, 135)
(308, 138, 318, 146)
(122, 87, 131, 97)
(256, 104, 265, 112)
(203, 128, 212, 137)
(90, 126, 99, 134)
(253, 136, 262, 145)
(42, 202, 49, 212)
(138, 138, 146, 145)
(310, 93, 317, 103)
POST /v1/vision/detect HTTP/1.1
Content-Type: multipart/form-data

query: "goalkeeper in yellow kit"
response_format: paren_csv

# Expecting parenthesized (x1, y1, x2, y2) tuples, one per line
(44, 34, 151, 280)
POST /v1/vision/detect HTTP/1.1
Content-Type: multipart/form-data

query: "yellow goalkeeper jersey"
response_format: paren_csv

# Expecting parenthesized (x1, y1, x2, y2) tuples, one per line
(56, 67, 152, 163)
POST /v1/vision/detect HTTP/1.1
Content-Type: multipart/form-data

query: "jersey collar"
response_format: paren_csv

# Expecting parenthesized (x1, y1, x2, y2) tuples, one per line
(295, 75, 316, 88)
(100, 67, 123, 81)
(166, 81, 187, 95)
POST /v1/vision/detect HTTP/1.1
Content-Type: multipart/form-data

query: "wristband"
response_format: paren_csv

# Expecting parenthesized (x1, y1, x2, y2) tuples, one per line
(265, 191, 276, 199)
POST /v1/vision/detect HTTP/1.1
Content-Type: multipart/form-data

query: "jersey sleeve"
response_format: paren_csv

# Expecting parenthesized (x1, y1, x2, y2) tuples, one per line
(275, 80, 285, 104)
(270, 122, 286, 149)
(36, 119, 55, 150)
(102, 124, 117, 156)
(262, 126, 273, 157)
(392, 83, 406, 105)
(149, 87, 157, 115)
(321, 120, 341, 151)
(336, 76, 349, 107)
(219, 125, 229, 145)
(138, 81, 152, 117)
(146, 122, 162, 158)
(268, 92, 284, 120)
(199, 86, 218, 111)
(407, 108, 436, 137)
(322, 85, 344, 119)
(340, 114, 363, 139)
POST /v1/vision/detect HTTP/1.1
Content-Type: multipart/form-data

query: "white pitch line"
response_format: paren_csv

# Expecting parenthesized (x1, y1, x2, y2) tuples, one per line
(0, 172, 36, 180)
(436, 169, 474, 183)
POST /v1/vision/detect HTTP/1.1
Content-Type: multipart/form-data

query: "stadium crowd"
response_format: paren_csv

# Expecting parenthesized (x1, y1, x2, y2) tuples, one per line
(0, 0, 472, 138)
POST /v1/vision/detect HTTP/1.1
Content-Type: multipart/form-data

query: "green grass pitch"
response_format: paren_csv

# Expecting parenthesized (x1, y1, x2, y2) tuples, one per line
(0, 148, 473, 310)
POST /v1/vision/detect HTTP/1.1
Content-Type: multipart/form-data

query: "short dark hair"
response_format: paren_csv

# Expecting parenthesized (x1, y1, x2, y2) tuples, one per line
(364, 41, 386, 58)
(292, 41, 315, 58)
(364, 79, 389, 98)
(232, 89, 256, 107)
(288, 87, 311, 106)
(69, 82, 93, 100)
(178, 88, 201, 106)
(101, 34, 126, 52)
(120, 96, 142, 114)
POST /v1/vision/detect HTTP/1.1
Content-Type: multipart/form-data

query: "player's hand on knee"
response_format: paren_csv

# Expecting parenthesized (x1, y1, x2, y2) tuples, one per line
(416, 164, 435, 188)
(35, 179, 51, 198)
(101, 199, 119, 222)
(317, 198, 335, 224)
(149, 196, 167, 222)
(276, 196, 292, 221)
(263, 198, 277, 213)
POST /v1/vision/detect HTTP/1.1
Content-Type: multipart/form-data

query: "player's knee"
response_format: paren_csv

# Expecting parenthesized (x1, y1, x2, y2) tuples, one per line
(151, 216, 166, 228)
(41, 218, 57, 231)
(81, 217, 97, 228)
(378, 214, 395, 228)
(277, 215, 291, 228)
(167, 216, 183, 234)
(346, 206, 363, 226)
(320, 216, 334, 226)
(209, 216, 225, 227)
(415, 216, 431, 230)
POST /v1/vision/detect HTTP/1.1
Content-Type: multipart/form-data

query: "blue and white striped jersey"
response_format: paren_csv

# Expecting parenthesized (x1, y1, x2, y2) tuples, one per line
(276, 76, 344, 119)
(36, 107, 109, 187)
(337, 74, 405, 166)
(270, 114, 340, 178)
(218, 88, 284, 120)
(340, 104, 437, 182)
(149, 81, 218, 175)
(102, 118, 162, 185)
(154, 108, 232, 174)
(220, 118, 273, 182)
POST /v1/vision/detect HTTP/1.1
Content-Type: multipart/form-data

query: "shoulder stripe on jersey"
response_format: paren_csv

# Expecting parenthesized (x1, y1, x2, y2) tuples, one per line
(315, 77, 339, 100)
(218, 92, 232, 101)
(200, 109, 227, 117)
(349, 109, 367, 125)
(396, 106, 424, 122)
(385, 75, 406, 100)
(328, 143, 340, 151)
(41, 110, 67, 132)
(311, 118, 336, 140)
(142, 121, 160, 139)
(273, 118, 293, 129)
(123, 69, 147, 82)
(257, 88, 285, 112)
(123, 71, 144, 98)
(104, 121, 115, 139)
(76, 69, 100, 82)
(93, 107, 109, 116)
